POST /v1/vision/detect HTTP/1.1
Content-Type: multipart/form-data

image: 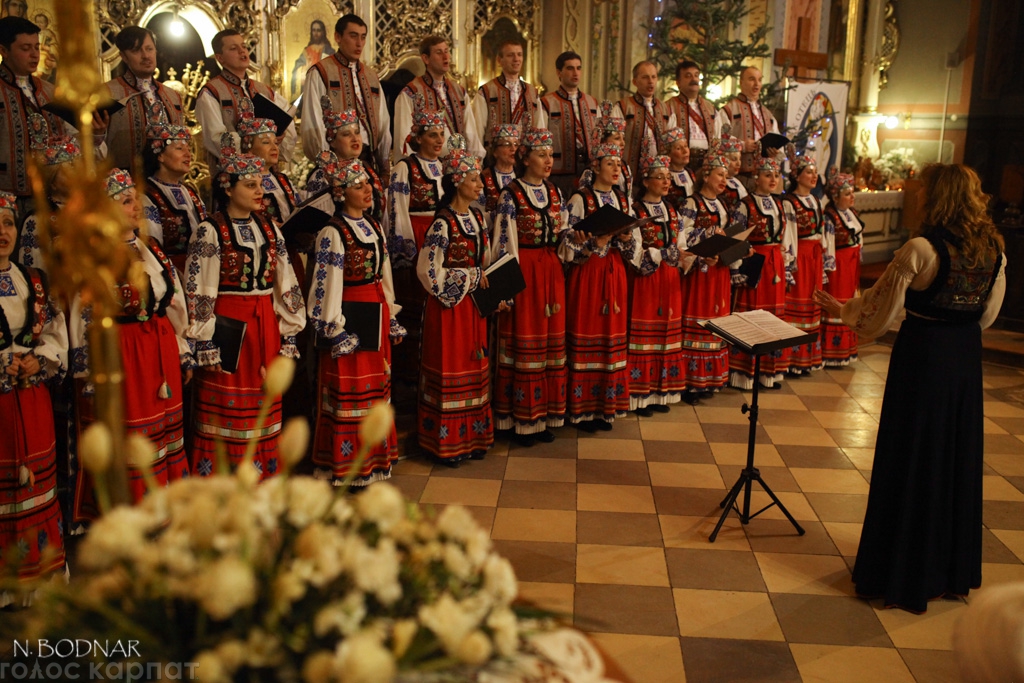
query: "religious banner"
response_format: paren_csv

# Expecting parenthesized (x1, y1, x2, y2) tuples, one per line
(785, 80, 850, 180)
(282, 0, 339, 102)
(3, 0, 60, 83)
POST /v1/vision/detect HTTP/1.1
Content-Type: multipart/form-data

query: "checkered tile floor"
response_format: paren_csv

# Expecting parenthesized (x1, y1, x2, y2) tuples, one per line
(390, 344, 1024, 683)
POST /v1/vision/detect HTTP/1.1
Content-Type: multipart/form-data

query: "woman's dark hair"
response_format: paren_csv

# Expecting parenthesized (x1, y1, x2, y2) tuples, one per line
(408, 131, 422, 153)
(210, 172, 246, 213)
(435, 174, 458, 212)
(514, 146, 534, 178)
(142, 144, 162, 179)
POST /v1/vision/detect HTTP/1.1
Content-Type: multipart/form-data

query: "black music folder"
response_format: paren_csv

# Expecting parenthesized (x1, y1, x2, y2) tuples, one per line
(572, 204, 654, 237)
(471, 254, 527, 317)
(280, 191, 335, 240)
(212, 315, 247, 373)
(253, 93, 295, 134)
(43, 94, 139, 128)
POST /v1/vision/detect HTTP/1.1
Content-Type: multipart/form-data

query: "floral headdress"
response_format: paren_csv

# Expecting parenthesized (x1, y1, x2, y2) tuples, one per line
(590, 142, 622, 163)
(519, 127, 553, 151)
(489, 123, 520, 147)
(441, 134, 481, 184)
(216, 132, 265, 190)
(641, 154, 671, 176)
(0, 191, 18, 216)
(718, 137, 743, 155)
(595, 100, 626, 135)
(237, 116, 277, 140)
(321, 96, 360, 143)
(105, 168, 135, 199)
(659, 127, 686, 153)
(791, 154, 816, 177)
(146, 123, 191, 155)
(826, 167, 855, 198)
(28, 112, 81, 167)
(317, 151, 367, 190)
(701, 140, 729, 173)
(756, 156, 780, 175)
(411, 93, 446, 134)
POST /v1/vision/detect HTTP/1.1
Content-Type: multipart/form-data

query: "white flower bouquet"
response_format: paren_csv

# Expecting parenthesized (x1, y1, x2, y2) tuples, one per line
(873, 147, 920, 183)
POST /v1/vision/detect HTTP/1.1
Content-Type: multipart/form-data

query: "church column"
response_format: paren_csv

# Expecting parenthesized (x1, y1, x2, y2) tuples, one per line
(851, 0, 888, 159)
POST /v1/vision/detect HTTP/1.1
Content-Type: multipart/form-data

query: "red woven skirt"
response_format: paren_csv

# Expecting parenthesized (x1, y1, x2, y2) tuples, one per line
(627, 264, 684, 409)
(822, 245, 861, 367)
(192, 293, 283, 479)
(74, 315, 188, 523)
(0, 384, 65, 581)
(418, 294, 493, 460)
(393, 214, 433, 385)
(729, 244, 790, 389)
(493, 247, 567, 434)
(313, 281, 398, 485)
(679, 263, 731, 392)
(785, 239, 824, 373)
(566, 251, 630, 423)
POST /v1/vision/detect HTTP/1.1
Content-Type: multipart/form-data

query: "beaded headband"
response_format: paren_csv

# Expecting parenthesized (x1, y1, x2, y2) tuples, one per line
(791, 155, 817, 177)
(590, 142, 622, 162)
(520, 127, 554, 150)
(28, 112, 81, 166)
(0, 191, 18, 216)
(105, 168, 135, 198)
(217, 132, 265, 189)
(411, 93, 446, 133)
(702, 141, 728, 172)
(442, 134, 482, 185)
(489, 123, 521, 145)
(718, 137, 744, 155)
(596, 100, 626, 134)
(641, 154, 672, 176)
(237, 116, 277, 139)
(659, 128, 687, 152)
(146, 123, 191, 154)
(317, 151, 367, 190)
(755, 156, 780, 174)
(826, 167, 855, 198)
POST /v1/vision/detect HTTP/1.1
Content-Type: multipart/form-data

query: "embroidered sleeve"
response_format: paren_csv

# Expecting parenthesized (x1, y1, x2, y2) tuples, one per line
(387, 162, 417, 267)
(184, 221, 222, 363)
(841, 239, 931, 338)
(272, 226, 306, 341)
(163, 253, 194, 363)
(18, 215, 44, 271)
(68, 296, 90, 379)
(822, 211, 837, 275)
(308, 228, 348, 348)
(493, 188, 520, 261)
(34, 296, 68, 384)
(380, 236, 403, 326)
(141, 194, 165, 247)
(558, 194, 590, 264)
(416, 218, 481, 308)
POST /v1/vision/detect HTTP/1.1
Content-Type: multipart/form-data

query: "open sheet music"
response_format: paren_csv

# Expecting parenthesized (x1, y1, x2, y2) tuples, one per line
(701, 310, 809, 354)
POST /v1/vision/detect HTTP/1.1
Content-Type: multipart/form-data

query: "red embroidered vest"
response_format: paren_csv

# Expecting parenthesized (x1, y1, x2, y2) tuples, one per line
(0, 264, 48, 350)
(505, 179, 563, 248)
(741, 195, 786, 245)
(437, 207, 487, 268)
(666, 169, 693, 212)
(403, 156, 441, 212)
(146, 181, 207, 257)
(331, 214, 386, 285)
(825, 205, 862, 249)
(209, 212, 278, 292)
(633, 200, 679, 249)
(785, 194, 824, 239)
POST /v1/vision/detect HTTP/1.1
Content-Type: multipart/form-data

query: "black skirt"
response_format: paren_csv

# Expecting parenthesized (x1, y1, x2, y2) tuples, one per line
(851, 314, 985, 612)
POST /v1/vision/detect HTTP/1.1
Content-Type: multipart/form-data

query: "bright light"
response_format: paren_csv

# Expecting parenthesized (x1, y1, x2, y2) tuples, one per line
(170, 18, 185, 37)
(706, 83, 723, 101)
(884, 115, 898, 129)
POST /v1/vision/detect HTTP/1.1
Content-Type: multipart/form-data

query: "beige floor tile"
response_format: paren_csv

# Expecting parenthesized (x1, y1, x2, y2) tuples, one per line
(789, 468, 870, 495)
(788, 382, 851, 397)
(640, 405, 701, 423)
(399, 457, 436, 475)
(979, 562, 1024, 589)
(790, 644, 915, 683)
(854, 398, 884, 414)
(861, 359, 891, 373)
(577, 483, 656, 513)
(843, 448, 875, 471)
(985, 401, 1024, 418)
(516, 581, 574, 616)
(764, 425, 839, 447)
(837, 371, 886, 385)
(577, 544, 670, 586)
(811, 411, 879, 430)
(588, 633, 686, 683)
(757, 394, 811, 411)
(822, 521, 863, 556)
(648, 462, 724, 489)
(503, 456, 578, 482)
(744, 490, 820, 522)
(639, 422, 708, 442)
(873, 599, 964, 650)
(990, 529, 1024, 563)
(984, 453, 1024, 477)
(577, 438, 648, 461)
(695, 406, 751, 425)
(984, 475, 1024, 501)
(491, 508, 576, 543)
(984, 417, 1010, 435)
(710, 442, 785, 467)
(660, 514, 751, 551)
(754, 552, 855, 596)
(419, 477, 502, 507)
(673, 588, 785, 641)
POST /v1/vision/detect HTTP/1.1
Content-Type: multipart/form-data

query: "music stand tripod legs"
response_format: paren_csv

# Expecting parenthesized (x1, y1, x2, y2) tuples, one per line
(709, 352, 805, 542)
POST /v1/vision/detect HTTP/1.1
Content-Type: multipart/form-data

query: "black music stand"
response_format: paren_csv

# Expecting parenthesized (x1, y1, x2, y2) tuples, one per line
(701, 316, 815, 542)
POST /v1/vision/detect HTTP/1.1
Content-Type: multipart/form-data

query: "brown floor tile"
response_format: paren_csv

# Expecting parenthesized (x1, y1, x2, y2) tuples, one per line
(984, 500, 1024, 530)
(579, 419, 642, 440)
(514, 581, 574, 617)
(387, 473, 429, 501)
(827, 428, 879, 448)
(800, 396, 868, 412)
(776, 445, 856, 470)
(644, 440, 716, 463)
(706, 389, 750, 407)
(789, 467, 870, 495)
(502, 456, 577, 482)
(428, 453, 508, 479)
(756, 408, 823, 427)
(790, 643, 915, 682)
(898, 648, 960, 683)
(695, 405, 750, 425)
(665, 548, 766, 591)
(679, 638, 801, 683)
(771, 593, 890, 647)
(674, 588, 785, 641)
(577, 483, 656, 513)
(812, 411, 880, 430)
(577, 510, 664, 547)
(490, 508, 575, 543)
(701, 422, 771, 444)
(573, 584, 679, 636)
(497, 480, 577, 510)
(755, 552, 854, 596)
(985, 452, 1024, 477)
(396, 456, 435, 476)
(588, 633, 686, 683)
(1009, 476, 1024, 495)
(873, 598, 962, 650)
(577, 544, 669, 586)
(653, 486, 728, 517)
(717, 465, 802, 492)
(490, 539, 575, 583)
(640, 421, 708, 442)
(744, 520, 840, 555)
(578, 437, 647, 461)
(985, 433, 1024, 455)
(710, 442, 785, 467)
(420, 477, 502, 506)
(840, 384, 887, 399)
(804, 492, 869, 523)
(649, 462, 725, 489)
(508, 436, 578, 459)
(990, 416, 1024, 434)
(576, 459, 651, 486)
(986, 528, 1024, 565)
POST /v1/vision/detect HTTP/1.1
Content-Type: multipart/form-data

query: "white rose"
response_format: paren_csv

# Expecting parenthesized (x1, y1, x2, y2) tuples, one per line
(78, 507, 155, 570)
(356, 482, 406, 532)
(390, 619, 419, 659)
(418, 593, 479, 655)
(193, 651, 229, 683)
(334, 631, 396, 683)
(486, 608, 519, 657)
(302, 651, 336, 683)
(442, 543, 473, 581)
(286, 477, 334, 528)
(79, 422, 112, 473)
(314, 592, 367, 637)
(483, 555, 518, 606)
(214, 640, 247, 672)
(436, 505, 479, 543)
(348, 537, 402, 605)
(455, 630, 493, 666)
(358, 402, 394, 446)
(272, 569, 308, 611)
(463, 528, 492, 572)
(196, 556, 258, 620)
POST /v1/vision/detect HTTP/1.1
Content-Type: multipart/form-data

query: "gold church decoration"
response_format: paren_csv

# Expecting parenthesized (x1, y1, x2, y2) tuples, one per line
(876, 0, 900, 89)
(163, 62, 212, 200)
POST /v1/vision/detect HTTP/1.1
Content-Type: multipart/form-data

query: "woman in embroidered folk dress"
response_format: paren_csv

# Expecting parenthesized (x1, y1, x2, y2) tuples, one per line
(562, 142, 642, 431)
(491, 128, 567, 446)
(70, 170, 193, 525)
(815, 164, 1006, 613)
(783, 157, 834, 375)
(661, 128, 695, 211)
(479, 123, 520, 222)
(821, 169, 864, 367)
(678, 145, 734, 404)
(579, 101, 631, 198)
(141, 123, 208, 274)
(19, 113, 79, 271)
(238, 115, 303, 227)
(729, 157, 797, 390)
(719, 138, 748, 218)
(185, 141, 305, 480)
(416, 136, 495, 465)
(0, 191, 68, 600)
(628, 154, 694, 414)
(308, 153, 405, 485)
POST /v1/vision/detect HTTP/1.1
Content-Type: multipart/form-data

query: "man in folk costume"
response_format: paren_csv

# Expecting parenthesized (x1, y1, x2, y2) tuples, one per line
(715, 66, 780, 191)
(195, 29, 297, 165)
(0, 17, 107, 217)
(613, 61, 676, 183)
(541, 50, 599, 201)
(301, 14, 391, 180)
(104, 26, 185, 170)
(470, 39, 546, 149)
(393, 35, 483, 161)
(665, 60, 720, 174)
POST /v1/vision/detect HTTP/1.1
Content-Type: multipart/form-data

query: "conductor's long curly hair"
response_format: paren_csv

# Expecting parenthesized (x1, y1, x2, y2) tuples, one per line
(918, 163, 1004, 268)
